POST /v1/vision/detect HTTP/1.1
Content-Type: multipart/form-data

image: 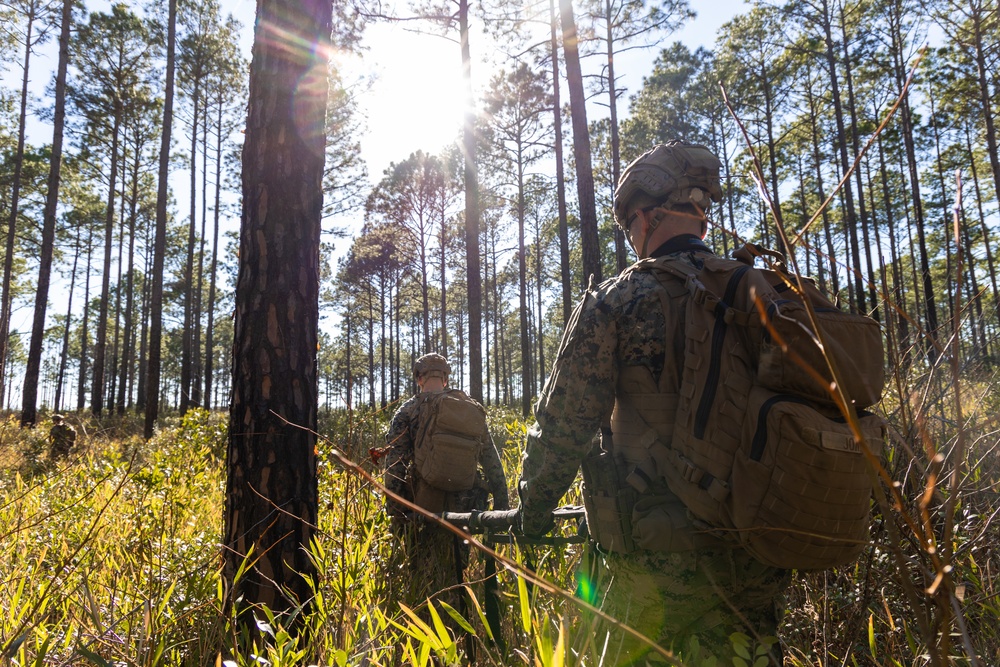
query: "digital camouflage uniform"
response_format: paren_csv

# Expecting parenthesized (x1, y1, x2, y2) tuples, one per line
(383, 389, 510, 613)
(519, 235, 790, 665)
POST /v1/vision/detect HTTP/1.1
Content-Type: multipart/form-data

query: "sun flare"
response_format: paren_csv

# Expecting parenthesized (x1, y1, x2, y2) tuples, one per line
(354, 23, 470, 177)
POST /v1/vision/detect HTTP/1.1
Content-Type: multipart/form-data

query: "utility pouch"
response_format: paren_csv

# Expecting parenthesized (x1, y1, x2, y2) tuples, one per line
(728, 386, 885, 569)
(411, 476, 447, 514)
(631, 495, 731, 552)
(581, 441, 635, 553)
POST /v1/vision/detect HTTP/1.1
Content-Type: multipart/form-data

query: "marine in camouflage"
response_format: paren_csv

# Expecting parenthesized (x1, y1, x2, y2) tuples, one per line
(49, 415, 77, 460)
(383, 393, 509, 512)
(519, 235, 790, 664)
(383, 387, 509, 616)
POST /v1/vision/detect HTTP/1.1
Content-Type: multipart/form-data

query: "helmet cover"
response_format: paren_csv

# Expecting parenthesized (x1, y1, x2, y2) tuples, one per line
(413, 353, 451, 379)
(613, 141, 723, 227)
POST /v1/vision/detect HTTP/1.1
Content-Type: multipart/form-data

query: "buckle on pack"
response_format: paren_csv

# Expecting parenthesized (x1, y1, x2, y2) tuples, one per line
(680, 459, 705, 485)
(686, 275, 707, 299)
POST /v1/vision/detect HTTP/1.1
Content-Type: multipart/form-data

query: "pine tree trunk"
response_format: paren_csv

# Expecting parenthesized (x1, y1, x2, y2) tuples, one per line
(837, 0, 878, 318)
(440, 207, 447, 355)
(117, 158, 140, 414)
(367, 295, 375, 407)
(965, 123, 999, 318)
(549, 0, 572, 324)
(459, 0, 484, 402)
(604, 0, 626, 273)
(760, 69, 785, 256)
(970, 7, 1000, 219)
(145, 0, 177, 438)
(55, 225, 80, 413)
(22, 0, 71, 425)
(77, 228, 93, 411)
(91, 112, 122, 417)
(889, 0, 938, 353)
(205, 97, 223, 409)
(181, 82, 200, 414)
(819, 0, 864, 313)
(560, 0, 601, 285)
(193, 106, 209, 408)
(0, 8, 35, 410)
(224, 0, 329, 620)
(136, 218, 152, 413)
(517, 161, 531, 416)
(108, 175, 126, 410)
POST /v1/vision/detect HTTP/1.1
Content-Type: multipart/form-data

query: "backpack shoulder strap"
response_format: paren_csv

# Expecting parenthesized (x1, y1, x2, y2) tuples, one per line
(630, 254, 760, 329)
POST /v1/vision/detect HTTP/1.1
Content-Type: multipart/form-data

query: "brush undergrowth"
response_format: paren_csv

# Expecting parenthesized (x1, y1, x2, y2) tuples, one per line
(1, 366, 998, 666)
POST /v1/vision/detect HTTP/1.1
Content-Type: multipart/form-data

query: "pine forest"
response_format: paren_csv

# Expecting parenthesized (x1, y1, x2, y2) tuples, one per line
(1, 0, 998, 664)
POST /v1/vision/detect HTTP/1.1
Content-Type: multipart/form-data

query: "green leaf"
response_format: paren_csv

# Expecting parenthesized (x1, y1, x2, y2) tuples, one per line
(439, 600, 477, 635)
(517, 575, 532, 635)
(868, 613, 876, 658)
(426, 602, 455, 649)
(463, 586, 494, 641)
(397, 603, 443, 650)
(552, 619, 566, 667)
(75, 646, 111, 667)
(733, 642, 751, 660)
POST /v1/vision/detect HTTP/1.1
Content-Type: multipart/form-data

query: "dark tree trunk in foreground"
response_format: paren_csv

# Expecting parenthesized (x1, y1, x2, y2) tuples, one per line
(224, 0, 330, 620)
(22, 0, 73, 426)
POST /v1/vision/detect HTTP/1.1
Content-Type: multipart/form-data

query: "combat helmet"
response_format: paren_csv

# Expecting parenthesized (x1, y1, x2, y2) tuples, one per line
(413, 353, 451, 379)
(613, 141, 723, 229)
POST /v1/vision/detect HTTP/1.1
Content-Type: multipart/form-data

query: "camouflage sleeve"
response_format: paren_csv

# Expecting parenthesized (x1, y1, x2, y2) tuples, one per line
(384, 397, 419, 501)
(480, 430, 510, 511)
(518, 285, 619, 535)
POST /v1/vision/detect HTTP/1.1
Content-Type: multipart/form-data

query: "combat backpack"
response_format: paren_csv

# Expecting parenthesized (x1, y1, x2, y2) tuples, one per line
(636, 244, 886, 570)
(412, 389, 486, 492)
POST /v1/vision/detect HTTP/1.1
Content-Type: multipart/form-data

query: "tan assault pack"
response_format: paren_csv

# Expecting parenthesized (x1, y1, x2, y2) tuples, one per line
(413, 389, 485, 493)
(623, 245, 885, 570)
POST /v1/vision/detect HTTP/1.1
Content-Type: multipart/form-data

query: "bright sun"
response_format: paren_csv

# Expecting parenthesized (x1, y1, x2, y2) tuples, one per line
(354, 22, 470, 180)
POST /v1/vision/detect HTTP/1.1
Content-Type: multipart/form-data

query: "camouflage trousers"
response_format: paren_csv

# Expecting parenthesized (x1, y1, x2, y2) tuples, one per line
(589, 547, 790, 666)
(388, 479, 488, 617)
(391, 520, 469, 615)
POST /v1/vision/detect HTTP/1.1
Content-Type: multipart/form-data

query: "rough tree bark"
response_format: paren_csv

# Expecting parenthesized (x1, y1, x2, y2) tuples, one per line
(223, 0, 331, 620)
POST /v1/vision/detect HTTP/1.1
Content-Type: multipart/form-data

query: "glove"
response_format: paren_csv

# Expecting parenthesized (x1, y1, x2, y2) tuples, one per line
(518, 505, 555, 539)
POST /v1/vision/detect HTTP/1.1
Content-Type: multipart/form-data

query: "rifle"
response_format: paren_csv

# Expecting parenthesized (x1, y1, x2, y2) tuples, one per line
(438, 505, 588, 546)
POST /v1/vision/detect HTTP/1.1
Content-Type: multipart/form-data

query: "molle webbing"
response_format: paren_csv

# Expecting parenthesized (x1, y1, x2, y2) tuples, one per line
(610, 370, 677, 496)
(625, 250, 885, 571)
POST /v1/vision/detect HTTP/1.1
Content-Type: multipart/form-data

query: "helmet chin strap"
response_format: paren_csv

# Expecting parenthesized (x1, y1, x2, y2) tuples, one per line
(639, 232, 652, 259)
(638, 208, 661, 258)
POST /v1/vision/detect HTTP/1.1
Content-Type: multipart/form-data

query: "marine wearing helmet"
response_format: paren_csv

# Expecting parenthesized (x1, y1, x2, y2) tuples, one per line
(613, 141, 723, 244)
(413, 353, 450, 382)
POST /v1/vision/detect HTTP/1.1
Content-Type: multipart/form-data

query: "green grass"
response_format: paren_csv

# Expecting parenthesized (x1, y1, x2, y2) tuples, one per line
(1, 375, 998, 666)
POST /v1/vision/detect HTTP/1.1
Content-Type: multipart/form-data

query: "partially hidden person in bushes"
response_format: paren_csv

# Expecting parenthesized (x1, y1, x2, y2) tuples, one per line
(516, 141, 791, 665)
(49, 414, 77, 460)
(382, 353, 510, 622)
